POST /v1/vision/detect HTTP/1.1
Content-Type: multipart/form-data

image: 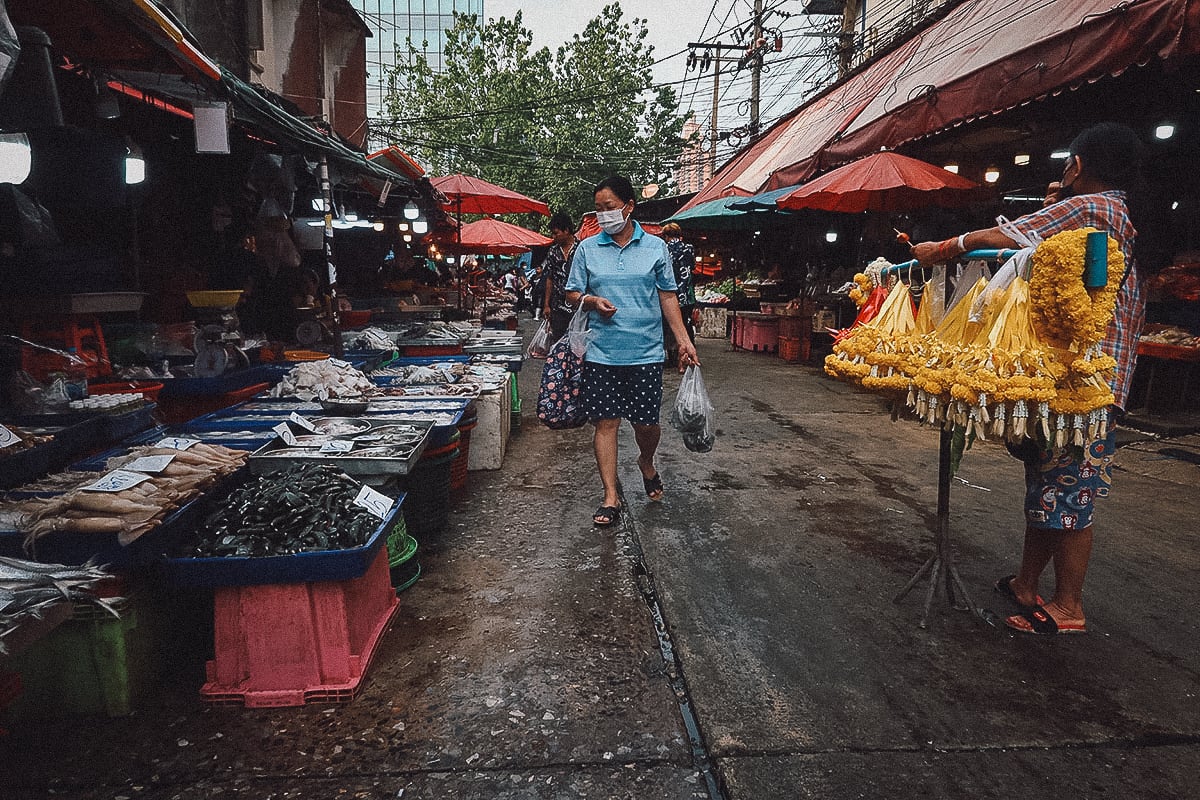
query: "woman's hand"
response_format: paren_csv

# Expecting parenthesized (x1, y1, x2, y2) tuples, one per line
(677, 340, 700, 371)
(590, 296, 617, 318)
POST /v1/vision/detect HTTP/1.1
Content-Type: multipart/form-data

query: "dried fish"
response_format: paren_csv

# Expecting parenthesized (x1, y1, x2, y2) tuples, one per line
(0, 557, 119, 653)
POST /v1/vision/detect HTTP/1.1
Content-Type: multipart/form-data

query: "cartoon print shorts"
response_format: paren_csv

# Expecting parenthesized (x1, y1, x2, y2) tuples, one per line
(1018, 427, 1117, 530)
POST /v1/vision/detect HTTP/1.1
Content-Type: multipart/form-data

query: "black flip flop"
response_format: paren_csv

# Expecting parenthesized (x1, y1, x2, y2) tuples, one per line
(1003, 605, 1088, 636)
(994, 574, 1045, 608)
(642, 472, 664, 501)
(593, 505, 620, 527)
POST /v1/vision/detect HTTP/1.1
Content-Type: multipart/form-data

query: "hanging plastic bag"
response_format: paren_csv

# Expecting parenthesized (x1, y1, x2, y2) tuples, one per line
(565, 307, 595, 359)
(670, 366, 715, 453)
(525, 318, 552, 359)
(970, 216, 1043, 322)
(944, 260, 988, 318)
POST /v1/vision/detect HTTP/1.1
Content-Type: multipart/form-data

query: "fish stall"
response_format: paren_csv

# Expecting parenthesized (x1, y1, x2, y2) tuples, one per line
(0, 324, 523, 714)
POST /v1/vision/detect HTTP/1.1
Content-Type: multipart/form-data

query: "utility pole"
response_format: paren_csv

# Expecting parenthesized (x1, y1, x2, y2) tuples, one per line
(686, 1, 784, 170)
(686, 42, 743, 175)
(750, 0, 762, 136)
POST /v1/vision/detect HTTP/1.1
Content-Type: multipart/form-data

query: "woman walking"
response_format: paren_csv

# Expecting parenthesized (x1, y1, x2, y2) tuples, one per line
(565, 176, 699, 527)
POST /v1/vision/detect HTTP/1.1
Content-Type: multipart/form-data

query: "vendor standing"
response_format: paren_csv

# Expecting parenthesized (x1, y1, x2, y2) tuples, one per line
(912, 122, 1146, 637)
(565, 176, 698, 528)
(241, 217, 305, 341)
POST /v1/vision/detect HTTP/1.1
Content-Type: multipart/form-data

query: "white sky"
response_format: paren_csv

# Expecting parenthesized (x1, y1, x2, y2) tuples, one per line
(484, 1, 699, 86)
(481, 2, 833, 159)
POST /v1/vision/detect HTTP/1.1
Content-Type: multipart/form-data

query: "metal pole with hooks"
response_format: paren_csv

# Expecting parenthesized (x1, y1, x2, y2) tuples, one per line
(878, 250, 1016, 627)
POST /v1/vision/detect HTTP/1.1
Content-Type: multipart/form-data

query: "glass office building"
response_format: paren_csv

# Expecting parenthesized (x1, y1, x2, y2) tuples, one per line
(354, 0, 484, 137)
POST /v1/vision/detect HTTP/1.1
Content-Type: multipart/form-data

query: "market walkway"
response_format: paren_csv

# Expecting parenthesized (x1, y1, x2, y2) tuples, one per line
(2, 323, 1199, 799)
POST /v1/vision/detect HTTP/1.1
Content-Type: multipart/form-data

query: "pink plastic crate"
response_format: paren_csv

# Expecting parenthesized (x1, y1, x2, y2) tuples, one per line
(201, 548, 398, 707)
(742, 316, 780, 353)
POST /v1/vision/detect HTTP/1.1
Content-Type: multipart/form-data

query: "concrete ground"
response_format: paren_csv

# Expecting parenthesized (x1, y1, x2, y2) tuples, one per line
(2, 320, 1198, 799)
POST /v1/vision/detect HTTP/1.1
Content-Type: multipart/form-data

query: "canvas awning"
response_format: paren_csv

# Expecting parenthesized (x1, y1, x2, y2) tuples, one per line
(5, 0, 413, 187)
(683, 0, 1200, 210)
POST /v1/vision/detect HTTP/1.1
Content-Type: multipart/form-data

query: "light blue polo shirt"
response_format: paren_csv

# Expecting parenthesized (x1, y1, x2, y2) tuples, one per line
(565, 222, 677, 365)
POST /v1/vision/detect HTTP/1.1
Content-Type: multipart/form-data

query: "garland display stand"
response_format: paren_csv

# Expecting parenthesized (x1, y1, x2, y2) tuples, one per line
(883, 244, 1110, 627)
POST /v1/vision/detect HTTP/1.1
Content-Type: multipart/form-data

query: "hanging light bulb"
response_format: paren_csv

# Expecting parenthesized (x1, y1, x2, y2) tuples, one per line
(403, 200, 420, 220)
(372, 220, 385, 232)
(983, 166, 1001, 183)
(124, 142, 145, 185)
(942, 163, 959, 174)
(0, 133, 32, 184)
(411, 219, 428, 234)
(825, 231, 838, 243)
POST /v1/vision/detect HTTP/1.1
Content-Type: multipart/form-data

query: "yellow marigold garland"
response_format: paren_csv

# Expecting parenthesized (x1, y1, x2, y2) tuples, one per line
(1029, 227, 1123, 350)
(824, 230, 1122, 451)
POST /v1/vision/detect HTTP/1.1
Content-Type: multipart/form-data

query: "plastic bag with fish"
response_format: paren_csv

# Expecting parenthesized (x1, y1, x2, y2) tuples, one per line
(670, 366, 715, 453)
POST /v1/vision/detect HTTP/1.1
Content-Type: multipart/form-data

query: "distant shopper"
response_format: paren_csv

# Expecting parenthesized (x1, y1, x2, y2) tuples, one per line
(565, 176, 699, 528)
(913, 122, 1147, 636)
(661, 222, 697, 347)
(541, 211, 578, 342)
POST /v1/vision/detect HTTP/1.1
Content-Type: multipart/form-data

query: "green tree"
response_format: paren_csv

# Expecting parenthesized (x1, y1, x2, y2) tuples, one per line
(380, 5, 690, 223)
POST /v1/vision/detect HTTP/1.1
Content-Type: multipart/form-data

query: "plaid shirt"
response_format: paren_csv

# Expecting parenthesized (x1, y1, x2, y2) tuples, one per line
(542, 239, 577, 313)
(1017, 191, 1144, 409)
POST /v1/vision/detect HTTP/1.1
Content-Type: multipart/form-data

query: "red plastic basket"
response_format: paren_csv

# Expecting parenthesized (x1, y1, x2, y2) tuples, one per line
(157, 382, 271, 425)
(201, 548, 398, 708)
(341, 310, 372, 328)
(778, 335, 810, 363)
(400, 344, 463, 357)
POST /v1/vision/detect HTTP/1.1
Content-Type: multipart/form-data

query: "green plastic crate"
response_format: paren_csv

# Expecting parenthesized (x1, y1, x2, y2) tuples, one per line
(2, 598, 160, 719)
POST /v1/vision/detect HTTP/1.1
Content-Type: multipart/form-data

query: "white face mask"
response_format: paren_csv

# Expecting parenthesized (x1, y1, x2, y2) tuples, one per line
(595, 207, 627, 235)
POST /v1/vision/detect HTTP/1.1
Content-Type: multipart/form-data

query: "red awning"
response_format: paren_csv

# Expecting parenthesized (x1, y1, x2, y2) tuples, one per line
(685, 37, 921, 210)
(684, 0, 1200, 209)
(819, 0, 1200, 168)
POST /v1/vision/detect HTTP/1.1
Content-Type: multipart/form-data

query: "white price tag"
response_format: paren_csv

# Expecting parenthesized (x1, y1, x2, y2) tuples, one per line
(155, 436, 200, 451)
(0, 424, 20, 450)
(289, 412, 319, 432)
(82, 469, 151, 493)
(329, 358, 351, 369)
(273, 422, 298, 446)
(353, 484, 392, 519)
(125, 454, 176, 474)
(319, 439, 354, 453)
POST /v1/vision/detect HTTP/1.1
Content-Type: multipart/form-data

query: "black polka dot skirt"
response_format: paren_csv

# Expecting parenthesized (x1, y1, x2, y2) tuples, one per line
(581, 361, 664, 426)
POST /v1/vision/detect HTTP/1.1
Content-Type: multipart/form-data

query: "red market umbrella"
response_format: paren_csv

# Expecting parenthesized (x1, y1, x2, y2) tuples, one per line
(454, 218, 552, 255)
(430, 174, 551, 216)
(775, 151, 981, 213)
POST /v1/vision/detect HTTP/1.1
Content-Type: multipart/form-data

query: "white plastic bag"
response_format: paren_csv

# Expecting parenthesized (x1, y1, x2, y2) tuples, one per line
(565, 308, 595, 359)
(526, 319, 552, 359)
(670, 366, 715, 453)
(969, 215, 1043, 322)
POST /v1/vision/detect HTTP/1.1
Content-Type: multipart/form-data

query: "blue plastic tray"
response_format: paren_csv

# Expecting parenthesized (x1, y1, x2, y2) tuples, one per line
(157, 366, 278, 397)
(375, 355, 470, 370)
(157, 493, 405, 587)
(343, 349, 395, 372)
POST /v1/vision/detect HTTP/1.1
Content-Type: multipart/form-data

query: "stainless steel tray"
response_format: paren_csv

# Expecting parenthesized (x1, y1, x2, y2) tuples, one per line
(247, 420, 433, 478)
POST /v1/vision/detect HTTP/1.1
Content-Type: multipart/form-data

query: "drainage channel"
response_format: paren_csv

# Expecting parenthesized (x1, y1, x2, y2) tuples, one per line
(622, 516, 728, 800)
